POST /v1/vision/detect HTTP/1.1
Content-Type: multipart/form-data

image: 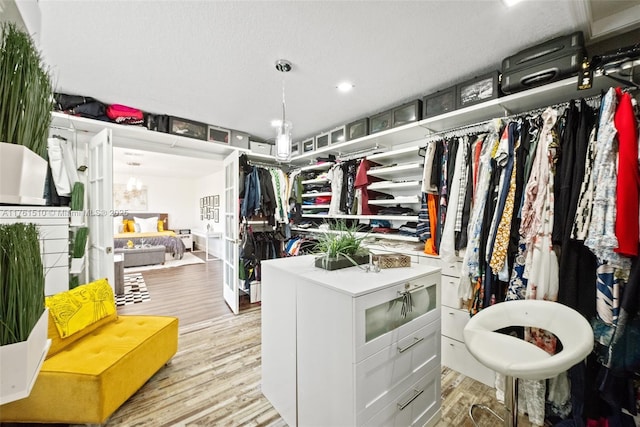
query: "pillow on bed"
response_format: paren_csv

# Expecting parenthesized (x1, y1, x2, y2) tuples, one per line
(157, 219, 164, 232)
(113, 216, 124, 234)
(134, 216, 158, 233)
(124, 219, 135, 233)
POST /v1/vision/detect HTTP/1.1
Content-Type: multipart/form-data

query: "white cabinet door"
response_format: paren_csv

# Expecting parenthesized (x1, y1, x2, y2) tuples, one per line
(223, 150, 239, 314)
(87, 129, 114, 286)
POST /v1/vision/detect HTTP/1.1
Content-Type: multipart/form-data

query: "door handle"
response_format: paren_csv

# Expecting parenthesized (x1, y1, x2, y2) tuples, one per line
(397, 336, 423, 353)
(397, 388, 424, 411)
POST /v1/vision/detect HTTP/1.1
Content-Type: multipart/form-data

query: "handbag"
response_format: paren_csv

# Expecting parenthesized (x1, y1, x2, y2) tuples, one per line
(54, 93, 97, 111)
(106, 104, 144, 124)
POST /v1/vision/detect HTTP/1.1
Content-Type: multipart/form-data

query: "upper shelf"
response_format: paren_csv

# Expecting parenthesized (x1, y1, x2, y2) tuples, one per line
(50, 112, 245, 160)
(288, 74, 618, 166)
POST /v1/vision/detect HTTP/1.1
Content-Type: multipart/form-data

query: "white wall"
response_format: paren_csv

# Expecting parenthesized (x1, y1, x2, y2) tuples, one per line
(113, 173, 197, 231)
(193, 169, 225, 258)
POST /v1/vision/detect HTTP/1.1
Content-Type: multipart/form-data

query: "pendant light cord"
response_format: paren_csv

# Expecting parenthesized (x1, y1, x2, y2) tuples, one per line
(281, 78, 286, 133)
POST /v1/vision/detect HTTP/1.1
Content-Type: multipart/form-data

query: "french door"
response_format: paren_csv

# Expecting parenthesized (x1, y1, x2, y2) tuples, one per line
(87, 129, 114, 286)
(222, 150, 239, 314)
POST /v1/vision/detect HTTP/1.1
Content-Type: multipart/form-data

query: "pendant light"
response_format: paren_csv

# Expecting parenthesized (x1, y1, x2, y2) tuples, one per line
(274, 59, 292, 162)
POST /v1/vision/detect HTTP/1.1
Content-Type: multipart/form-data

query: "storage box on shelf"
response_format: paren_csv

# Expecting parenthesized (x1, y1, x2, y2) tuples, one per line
(262, 256, 442, 427)
(288, 74, 616, 167)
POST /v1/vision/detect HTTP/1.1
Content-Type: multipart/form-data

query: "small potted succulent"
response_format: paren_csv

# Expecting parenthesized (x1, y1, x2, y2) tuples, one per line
(313, 220, 370, 271)
(69, 182, 85, 226)
(70, 226, 89, 274)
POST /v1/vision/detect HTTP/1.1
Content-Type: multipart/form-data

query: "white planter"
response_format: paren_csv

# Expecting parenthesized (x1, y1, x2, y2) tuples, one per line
(0, 308, 51, 405)
(69, 211, 84, 226)
(70, 257, 85, 274)
(0, 142, 47, 205)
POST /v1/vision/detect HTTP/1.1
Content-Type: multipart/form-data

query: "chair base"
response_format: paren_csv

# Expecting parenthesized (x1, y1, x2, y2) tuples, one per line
(469, 403, 504, 426)
(468, 375, 518, 427)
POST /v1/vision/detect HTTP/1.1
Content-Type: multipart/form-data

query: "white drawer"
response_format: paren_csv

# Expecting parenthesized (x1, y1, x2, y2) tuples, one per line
(441, 261, 462, 278)
(417, 255, 440, 268)
(356, 319, 440, 421)
(361, 365, 441, 427)
(441, 307, 469, 342)
(45, 266, 69, 296)
(43, 252, 68, 269)
(355, 273, 440, 362)
(41, 238, 68, 254)
(441, 336, 495, 388)
(440, 275, 462, 308)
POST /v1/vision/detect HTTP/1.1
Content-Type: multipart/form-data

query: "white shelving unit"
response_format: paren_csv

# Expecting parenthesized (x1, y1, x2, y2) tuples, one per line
(288, 75, 616, 166)
(301, 192, 331, 198)
(291, 226, 420, 243)
(368, 197, 420, 206)
(301, 177, 329, 185)
(367, 180, 420, 191)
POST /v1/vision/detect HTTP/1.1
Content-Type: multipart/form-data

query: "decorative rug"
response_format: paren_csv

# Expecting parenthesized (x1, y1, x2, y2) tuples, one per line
(115, 273, 151, 307)
(124, 251, 206, 273)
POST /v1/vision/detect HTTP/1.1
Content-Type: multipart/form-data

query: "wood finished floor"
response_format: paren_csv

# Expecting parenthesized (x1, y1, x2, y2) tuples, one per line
(3, 251, 539, 426)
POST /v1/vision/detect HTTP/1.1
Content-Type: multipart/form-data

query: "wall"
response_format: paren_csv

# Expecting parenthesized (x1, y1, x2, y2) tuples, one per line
(193, 169, 226, 259)
(113, 173, 197, 231)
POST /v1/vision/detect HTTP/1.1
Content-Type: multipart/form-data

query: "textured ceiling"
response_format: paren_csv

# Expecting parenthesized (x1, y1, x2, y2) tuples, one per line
(37, 0, 589, 145)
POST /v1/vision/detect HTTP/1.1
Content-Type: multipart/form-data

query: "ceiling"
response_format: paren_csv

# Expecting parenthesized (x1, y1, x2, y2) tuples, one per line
(112, 146, 220, 180)
(4, 0, 640, 178)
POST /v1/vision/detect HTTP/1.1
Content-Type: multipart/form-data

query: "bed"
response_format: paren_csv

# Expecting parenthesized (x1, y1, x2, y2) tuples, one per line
(113, 213, 185, 259)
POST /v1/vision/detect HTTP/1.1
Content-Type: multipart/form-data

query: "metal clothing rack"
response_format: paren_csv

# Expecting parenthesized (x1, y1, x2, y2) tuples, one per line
(418, 93, 605, 150)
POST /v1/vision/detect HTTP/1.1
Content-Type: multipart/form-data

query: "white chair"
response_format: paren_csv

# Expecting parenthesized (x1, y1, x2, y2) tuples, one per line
(463, 299, 594, 427)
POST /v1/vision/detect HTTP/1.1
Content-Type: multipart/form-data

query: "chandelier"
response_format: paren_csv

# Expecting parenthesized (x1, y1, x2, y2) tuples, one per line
(126, 176, 142, 192)
(274, 59, 292, 162)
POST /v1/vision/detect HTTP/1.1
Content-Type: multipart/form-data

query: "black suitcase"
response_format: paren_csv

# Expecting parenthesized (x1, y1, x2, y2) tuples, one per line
(501, 31, 586, 94)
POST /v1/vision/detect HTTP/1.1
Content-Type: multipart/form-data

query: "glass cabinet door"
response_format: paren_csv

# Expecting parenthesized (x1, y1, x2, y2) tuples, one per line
(365, 283, 437, 343)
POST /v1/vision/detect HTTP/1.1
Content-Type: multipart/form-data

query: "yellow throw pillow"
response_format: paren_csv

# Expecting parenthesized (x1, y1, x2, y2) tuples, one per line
(125, 219, 135, 233)
(46, 278, 116, 338)
(157, 219, 164, 232)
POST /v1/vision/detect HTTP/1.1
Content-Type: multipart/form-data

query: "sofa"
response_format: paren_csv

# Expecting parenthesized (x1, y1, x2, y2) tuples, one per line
(0, 278, 179, 424)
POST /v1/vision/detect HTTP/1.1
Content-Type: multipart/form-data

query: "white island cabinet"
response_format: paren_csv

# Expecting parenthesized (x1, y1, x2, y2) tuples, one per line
(261, 255, 441, 427)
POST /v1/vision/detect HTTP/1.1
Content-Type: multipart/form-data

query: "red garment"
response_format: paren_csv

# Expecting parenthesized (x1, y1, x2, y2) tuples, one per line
(315, 196, 331, 204)
(354, 159, 379, 215)
(614, 87, 639, 257)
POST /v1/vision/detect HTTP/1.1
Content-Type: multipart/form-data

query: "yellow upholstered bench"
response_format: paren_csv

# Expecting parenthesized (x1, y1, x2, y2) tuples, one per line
(0, 279, 178, 424)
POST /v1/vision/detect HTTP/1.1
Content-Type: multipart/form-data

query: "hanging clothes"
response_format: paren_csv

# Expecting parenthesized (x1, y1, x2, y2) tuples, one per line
(354, 158, 378, 215)
(584, 88, 631, 270)
(421, 140, 438, 194)
(439, 137, 466, 262)
(327, 164, 343, 215)
(613, 87, 639, 257)
(460, 129, 496, 307)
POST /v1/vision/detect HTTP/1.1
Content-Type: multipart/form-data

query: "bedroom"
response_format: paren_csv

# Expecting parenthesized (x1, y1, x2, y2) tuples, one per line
(111, 146, 225, 261)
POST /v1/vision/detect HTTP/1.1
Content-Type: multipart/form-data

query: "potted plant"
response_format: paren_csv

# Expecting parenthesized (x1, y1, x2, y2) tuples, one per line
(69, 182, 85, 226)
(0, 22, 54, 205)
(313, 220, 370, 271)
(0, 223, 51, 404)
(70, 226, 89, 274)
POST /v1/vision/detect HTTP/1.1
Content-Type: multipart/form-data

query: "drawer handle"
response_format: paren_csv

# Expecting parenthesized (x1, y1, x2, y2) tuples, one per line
(398, 336, 423, 353)
(397, 388, 424, 411)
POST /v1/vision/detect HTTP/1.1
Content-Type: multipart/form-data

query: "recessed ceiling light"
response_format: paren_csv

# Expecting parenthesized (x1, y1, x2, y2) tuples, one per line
(502, 0, 524, 7)
(336, 82, 354, 92)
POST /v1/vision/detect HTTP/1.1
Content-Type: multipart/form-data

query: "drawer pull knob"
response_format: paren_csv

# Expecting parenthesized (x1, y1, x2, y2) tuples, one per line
(397, 388, 424, 411)
(397, 336, 423, 353)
